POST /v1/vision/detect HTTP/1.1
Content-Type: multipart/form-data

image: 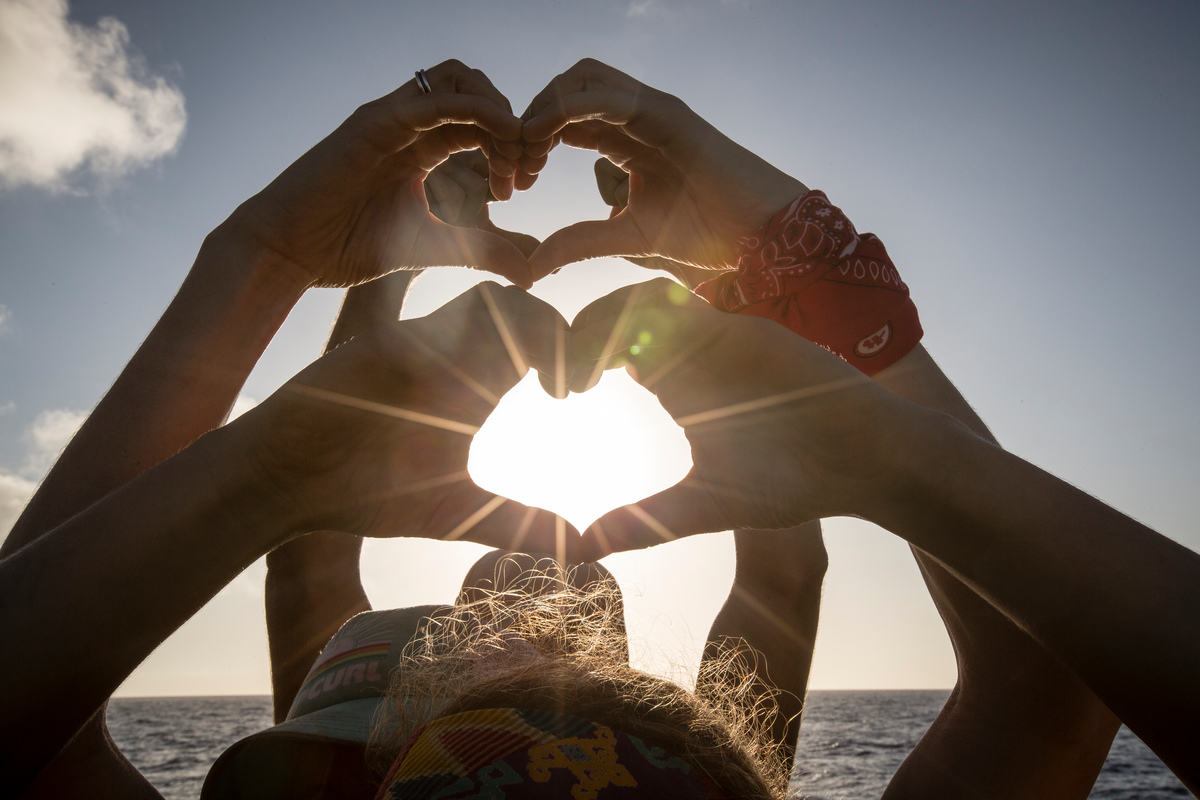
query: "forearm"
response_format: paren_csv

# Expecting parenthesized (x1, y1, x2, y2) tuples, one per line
(265, 271, 418, 720)
(3, 224, 308, 555)
(0, 423, 294, 790)
(704, 524, 826, 753)
(869, 403, 1200, 786)
(266, 531, 369, 721)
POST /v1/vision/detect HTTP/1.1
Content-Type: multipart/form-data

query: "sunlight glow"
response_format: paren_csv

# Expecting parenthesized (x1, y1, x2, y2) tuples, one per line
(468, 369, 693, 532)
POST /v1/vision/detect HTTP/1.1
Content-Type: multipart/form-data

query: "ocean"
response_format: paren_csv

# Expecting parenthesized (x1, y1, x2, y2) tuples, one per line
(106, 691, 1190, 799)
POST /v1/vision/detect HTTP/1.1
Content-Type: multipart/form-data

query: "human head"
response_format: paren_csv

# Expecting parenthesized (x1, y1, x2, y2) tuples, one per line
(374, 565, 788, 799)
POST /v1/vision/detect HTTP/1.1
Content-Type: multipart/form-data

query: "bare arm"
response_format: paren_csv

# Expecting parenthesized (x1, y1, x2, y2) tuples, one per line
(703, 523, 826, 755)
(264, 273, 416, 721)
(264, 150, 541, 721)
(873, 346, 1119, 799)
(0, 282, 570, 793)
(3, 62, 531, 795)
(9, 230, 305, 800)
(574, 280, 1200, 793)
(577, 66, 1119, 795)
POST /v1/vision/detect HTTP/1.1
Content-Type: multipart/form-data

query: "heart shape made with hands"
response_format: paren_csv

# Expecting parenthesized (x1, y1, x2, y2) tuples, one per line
(433, 147, 704, 535)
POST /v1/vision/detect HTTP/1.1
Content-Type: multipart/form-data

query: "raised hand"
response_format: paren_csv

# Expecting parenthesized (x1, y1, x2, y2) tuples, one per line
(235, 282, 579, 557)
(591, 156, 723, 287)
(567, 278, 899, 559)
(225, 59, 535, 289)
(520, 59, 807, 279)
(427, 150, 541, 257)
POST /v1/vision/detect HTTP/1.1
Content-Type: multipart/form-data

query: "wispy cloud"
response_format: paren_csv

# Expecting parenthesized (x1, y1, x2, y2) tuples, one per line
(0, 304, 10, 334)
(0, 406, 87, 544)
(0, 472, 37, 544)
(24, 407, 86, 475)
(0, 0, 187, 192)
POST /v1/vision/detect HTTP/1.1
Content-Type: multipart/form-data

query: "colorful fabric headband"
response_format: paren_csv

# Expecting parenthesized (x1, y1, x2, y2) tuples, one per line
(374, 707, 720, 799)
(694, 190, 922, 376)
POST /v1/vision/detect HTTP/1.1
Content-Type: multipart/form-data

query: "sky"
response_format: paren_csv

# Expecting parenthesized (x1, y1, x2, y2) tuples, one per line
(1, 0, 1198, 696)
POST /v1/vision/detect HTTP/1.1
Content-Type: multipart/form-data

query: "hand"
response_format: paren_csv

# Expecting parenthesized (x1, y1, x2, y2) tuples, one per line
(426, 150, 541, 257)
(225, 60, 535, 289)
(567, 279, 901, 559)
(520, 59, 808, 279)
(592, 157, 724, 288)
(233, 282, 579, 557)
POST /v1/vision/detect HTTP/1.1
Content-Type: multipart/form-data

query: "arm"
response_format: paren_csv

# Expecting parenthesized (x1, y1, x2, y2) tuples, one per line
(0, 281, 571, 793)
(703, 524, 826, 755)
(3, 61, 531, 795)
(264, 276, 407, 722)
(873, 347, 1119, 799)
(606, 227, 829, 757)
(556, 62, 1120, 796)
(264, 150, 542, 721)
(572, 279, 1200, 793)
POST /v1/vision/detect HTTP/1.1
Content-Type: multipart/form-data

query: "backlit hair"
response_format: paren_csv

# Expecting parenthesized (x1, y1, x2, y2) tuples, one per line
(370, 564, 788, 799)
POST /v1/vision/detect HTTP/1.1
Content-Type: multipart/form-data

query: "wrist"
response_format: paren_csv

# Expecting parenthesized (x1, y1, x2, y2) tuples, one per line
(201, 418, 313, 553)
(199, 216, 314, 304)
(266, 531, 365, 575)
(854, 399, 987, 530)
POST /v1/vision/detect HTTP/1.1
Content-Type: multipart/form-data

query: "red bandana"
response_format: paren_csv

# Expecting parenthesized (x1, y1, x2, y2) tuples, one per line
(694, 191, 922, 375)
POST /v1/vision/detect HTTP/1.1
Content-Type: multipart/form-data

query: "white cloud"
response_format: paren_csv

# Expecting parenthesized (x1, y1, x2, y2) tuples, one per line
(0, 401, 14, 416)
(0, 304, 10, 333)
(0, 406, 86, 545)
(25, 407, 86, 475)
(0, 472, 37, 545)
(0, 0, 186, 191)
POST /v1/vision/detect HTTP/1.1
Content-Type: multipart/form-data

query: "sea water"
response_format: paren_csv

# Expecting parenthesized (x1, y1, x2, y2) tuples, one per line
(106, 691, 1189, 799)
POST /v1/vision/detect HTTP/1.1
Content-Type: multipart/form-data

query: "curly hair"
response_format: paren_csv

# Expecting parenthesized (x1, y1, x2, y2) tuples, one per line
(369, 564, 788, 799)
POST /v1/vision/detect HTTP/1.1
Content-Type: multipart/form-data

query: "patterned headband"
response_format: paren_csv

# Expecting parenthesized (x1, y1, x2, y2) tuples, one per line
(374, 707, 722, 799)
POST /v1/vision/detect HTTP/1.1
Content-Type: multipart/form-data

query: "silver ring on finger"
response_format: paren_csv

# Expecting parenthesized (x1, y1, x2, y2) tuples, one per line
(415, 69, 432, 95)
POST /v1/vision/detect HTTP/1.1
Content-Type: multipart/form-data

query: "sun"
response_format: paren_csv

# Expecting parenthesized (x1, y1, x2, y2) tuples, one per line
(468, 369, 693, 533)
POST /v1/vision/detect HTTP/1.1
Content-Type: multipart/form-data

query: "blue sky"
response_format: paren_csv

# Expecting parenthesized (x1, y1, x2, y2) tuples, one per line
(1, 0, 1198, 694)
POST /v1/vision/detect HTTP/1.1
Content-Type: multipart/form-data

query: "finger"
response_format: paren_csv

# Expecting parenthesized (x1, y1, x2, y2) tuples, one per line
(350, 92, 523, 163)
(594, 157, 629, 208)
(425, 162, 470, 225)
(420, 59, 515, 116)
(521, 58, 642, 135)
(522, 87, 644, 144)
(517, 151, 550, 177)
(526, 213, 651, 281)
(422, 60, 521, 198)
(412, 217, 533, 288)
(580, 478, 728, 560)
(569, 279, 711, 393)
(571, 277, 708, 331)
(421, 281, 570, 394)
(477, 207, 541, 258)
(560, 121, 659, 168)
(512, 146, 551, 193)
(424, 483, 581, 562)
(426, 151, 491, 225)
(477, 137, 517, 202)
(393, 125, 492, 174)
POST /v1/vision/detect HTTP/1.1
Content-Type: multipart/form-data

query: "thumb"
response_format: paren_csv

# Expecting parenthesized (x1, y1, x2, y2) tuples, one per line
(413, 216, 534, 289)
(580, 474, 731, 560)
(528, 213, 648, 281)
(477, 206, 542, 258)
